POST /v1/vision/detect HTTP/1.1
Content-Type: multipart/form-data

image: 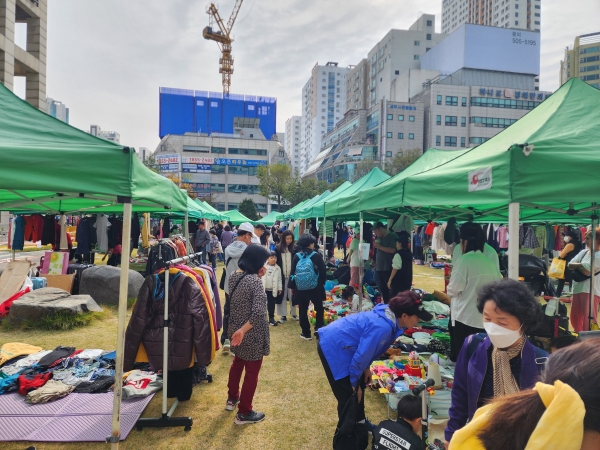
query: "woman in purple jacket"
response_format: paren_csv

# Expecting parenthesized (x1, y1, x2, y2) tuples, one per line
(445, 278, 548, 445)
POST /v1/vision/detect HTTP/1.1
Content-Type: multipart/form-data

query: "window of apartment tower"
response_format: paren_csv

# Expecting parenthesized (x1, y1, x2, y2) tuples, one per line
(426, 33, 432, 40)
(427, 20, 432, 26)
(387, 132, 393, 138)
(437, 95, 442, 105)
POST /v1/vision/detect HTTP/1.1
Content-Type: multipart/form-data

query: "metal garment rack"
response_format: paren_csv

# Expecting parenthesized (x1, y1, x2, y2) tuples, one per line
(135, 251, 204, 432)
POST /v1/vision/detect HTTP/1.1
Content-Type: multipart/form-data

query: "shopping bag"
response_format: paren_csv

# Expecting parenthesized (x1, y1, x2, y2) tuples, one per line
(332, 392, 369, 450)
(548, 258, 566, 280)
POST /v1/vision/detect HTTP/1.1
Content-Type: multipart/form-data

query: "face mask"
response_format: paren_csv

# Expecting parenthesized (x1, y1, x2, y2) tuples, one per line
(564, 236, 570, 243)
(483, 321, 522, 349)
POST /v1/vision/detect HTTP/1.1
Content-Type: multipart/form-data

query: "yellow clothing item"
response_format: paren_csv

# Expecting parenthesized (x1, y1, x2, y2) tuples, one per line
(450, 381, 585, 450)
(141, 213, 150, 248)
(0, 343, 43, 365)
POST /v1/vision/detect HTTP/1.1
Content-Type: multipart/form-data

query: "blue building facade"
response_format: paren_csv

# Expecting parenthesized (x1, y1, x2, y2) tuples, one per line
(159, 88, 277, 140)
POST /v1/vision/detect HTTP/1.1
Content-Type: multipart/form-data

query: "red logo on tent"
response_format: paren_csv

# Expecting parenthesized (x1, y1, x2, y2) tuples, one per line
(472, 173, 480, 185)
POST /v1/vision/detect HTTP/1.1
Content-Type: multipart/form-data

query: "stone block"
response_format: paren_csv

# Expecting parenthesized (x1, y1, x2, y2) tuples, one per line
(79, 265, 145, 305)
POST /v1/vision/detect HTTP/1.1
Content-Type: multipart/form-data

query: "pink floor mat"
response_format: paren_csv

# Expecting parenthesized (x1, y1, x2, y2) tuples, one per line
(0, 392, 154, 442)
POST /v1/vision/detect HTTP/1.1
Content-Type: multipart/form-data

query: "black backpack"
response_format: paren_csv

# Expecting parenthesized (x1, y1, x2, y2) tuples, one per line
(332, 393, 369, 450)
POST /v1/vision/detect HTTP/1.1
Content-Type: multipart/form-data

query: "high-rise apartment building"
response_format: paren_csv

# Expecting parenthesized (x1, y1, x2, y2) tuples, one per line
(300, 62, 349, 175)
(0, 0, 47, 110)
(346, 59, 370, 113)
(285, 116, 302, 175)
(90, 125, 120, 144)
(442, 0, 541, 34)
(560, 32, 600, 90)
(46, 97, 69, 123)
(367, 14, 445, 108)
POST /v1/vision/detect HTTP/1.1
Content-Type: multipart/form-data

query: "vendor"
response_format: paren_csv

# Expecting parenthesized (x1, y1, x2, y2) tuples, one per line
(317, 291, 433, 434)
(445, 278, 547, 445)
(555, 229, 582, 298)
(387, 234, 413, 298)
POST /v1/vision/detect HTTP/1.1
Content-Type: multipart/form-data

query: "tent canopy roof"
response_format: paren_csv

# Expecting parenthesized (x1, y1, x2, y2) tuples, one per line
(0, 82, 187, 213)
(257, 210, 279, 226)
(222, 209, 253, 225)
(294, 181, 352, 219)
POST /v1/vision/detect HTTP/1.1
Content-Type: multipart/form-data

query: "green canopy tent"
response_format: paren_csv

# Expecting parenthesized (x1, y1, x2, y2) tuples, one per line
(275, 197, 312, 221)
(0, 81, 188, 448)
(257, 210, 279, 226)
(293, 181, 352, 219)
(292, 190, 332, 220)
(222, 209, 253, 225)
(192, 198, 227, 221)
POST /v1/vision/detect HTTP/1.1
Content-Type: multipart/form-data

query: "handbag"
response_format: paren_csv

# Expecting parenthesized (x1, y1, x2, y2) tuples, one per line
(219, 257, 232, 290)
(332, 392, 369, 450)
(571, 251, 600, 283)
(548, 257, 566, 280)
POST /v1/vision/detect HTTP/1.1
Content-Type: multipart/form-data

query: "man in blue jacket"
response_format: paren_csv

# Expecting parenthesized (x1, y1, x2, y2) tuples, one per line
(318, 291, 433, 426)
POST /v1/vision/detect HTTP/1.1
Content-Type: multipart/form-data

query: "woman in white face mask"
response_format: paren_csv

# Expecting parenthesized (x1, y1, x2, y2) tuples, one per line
(445, 278, 548, 445)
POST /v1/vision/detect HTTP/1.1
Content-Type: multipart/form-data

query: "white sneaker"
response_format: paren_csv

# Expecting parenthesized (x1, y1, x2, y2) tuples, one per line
(222, 339, 231, 355)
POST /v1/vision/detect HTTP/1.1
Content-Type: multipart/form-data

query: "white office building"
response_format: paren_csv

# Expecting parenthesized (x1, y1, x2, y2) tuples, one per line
(442, 0, 542, 34)
(90, 124, 120, 144)
(367, 14, 446, 108)
(285, 116, 302, 175)
(46, 97, 69, 123)
(300, 62, 349, 175)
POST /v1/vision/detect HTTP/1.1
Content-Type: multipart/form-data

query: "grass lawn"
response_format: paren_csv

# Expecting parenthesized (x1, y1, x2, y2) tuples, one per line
(0, 255, 445, 450)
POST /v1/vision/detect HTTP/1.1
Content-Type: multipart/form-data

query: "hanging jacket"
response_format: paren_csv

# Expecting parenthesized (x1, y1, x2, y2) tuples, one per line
(124, 270, 212, 371)
(318, 304, 404, 388)
(144, 242, 177, 276)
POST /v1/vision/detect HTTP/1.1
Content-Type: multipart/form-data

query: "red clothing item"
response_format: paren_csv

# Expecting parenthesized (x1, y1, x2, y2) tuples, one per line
(425, 222, 436, 236)
(0, 287, 31, 318)
(18, 371, 52, 395)
(227, 355, 263, 415)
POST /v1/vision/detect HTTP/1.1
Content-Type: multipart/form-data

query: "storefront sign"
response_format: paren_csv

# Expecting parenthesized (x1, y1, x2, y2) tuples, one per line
(182, 164, 211, 173)
(157, 153, 180, 172)
(389, 104, 417, 110)
(212, 158, 267, 166)
(181, 156, 214, 164)
(188, 183, 211, 193)
(478, 87, 551, 101)
(182, 173, 210, 184)
(468, 167, 493, 192)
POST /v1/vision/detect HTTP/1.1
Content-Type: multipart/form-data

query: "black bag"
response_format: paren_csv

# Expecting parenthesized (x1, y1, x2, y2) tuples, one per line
(571, 252, 600, 283)
(219, 257, 232, 290)
(332, 392, 369, 450)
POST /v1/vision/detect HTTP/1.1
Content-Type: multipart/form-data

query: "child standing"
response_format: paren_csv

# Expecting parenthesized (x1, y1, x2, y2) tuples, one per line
(262, 251, 282, 326)
(209, 229, 219, 269)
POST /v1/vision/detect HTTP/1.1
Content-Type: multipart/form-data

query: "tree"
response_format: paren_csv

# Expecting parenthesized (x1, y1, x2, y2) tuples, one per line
(165, 173, 196, 199)
(238, 198, 260, 221)
(383, 149, 422, 176)
(352, 158, 378, 180)
(143, 153, 160, 173)
(330, 178, 346, 190)
(256, 163, 291, 212)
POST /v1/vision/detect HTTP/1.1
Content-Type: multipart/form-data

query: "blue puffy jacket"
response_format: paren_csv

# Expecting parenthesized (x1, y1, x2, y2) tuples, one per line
(318, 304, 404, 388)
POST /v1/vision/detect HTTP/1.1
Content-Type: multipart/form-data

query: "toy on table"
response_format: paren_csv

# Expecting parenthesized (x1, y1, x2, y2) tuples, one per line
(405, 351, 426, 378)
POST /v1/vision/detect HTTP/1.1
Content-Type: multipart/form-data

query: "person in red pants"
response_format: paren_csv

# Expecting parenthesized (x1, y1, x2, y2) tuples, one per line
(225, 244, 271, 425)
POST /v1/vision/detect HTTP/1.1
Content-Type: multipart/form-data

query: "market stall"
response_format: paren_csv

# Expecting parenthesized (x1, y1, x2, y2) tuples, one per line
(221, 209, 253, 225)
(256, 210, 280, 226)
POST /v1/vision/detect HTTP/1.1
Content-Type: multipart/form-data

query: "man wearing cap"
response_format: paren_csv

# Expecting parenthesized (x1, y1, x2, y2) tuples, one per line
(373, 222, 399, 304)
(195, 220, 211, 264)
(317, 291, 433, 440)
(252, 223, 266, 245)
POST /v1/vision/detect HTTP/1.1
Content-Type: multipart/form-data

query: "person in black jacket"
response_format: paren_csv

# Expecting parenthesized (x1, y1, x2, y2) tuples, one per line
(288, 234, 327, 340)
(387, 234, 413, 298)
(372, 395, 423, 450)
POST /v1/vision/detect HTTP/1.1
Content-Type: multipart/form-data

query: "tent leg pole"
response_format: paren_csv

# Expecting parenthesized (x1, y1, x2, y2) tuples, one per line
(323, 216, 327, 262)
(359, 212, 364, 311)
(184, 212, 192, 254)
(110, 202, 132, 449)
(589, 212, 597, 331)
(162, 268, 169, 416)
(508, 203, 520, 280)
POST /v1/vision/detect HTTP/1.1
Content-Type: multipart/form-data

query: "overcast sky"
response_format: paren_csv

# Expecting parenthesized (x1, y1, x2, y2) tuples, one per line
(14, 0, 599, 152)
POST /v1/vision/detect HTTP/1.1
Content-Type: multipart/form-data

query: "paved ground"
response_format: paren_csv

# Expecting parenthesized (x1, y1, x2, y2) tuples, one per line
(0, 249, 46, 271)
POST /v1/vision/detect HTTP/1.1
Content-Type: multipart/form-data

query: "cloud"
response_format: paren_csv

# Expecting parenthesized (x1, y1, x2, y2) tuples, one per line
(43, 0, 599, 152)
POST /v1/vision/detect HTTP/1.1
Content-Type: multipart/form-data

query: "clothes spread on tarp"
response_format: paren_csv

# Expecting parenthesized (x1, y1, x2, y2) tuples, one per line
(122, 370, 163, 400)
(37, 346, 76, 368)
(25, 380, 75, 404)
(41, 215, 56, 246)
(18, 370, 52, 395)
(0, 350, 51, 376)
(0, 373, 20, 394)
(167, 367, 194, 401)
(0, 343, 43, 366)
(11, 216, 26, 251)
(94, 214, 111, 252)
(73, 375, 115, 393)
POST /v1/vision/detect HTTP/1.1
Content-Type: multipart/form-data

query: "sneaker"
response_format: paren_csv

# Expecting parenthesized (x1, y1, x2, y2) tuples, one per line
(234, 410, 265, 425)
(278, 316, 287, 323)
(314, 330, 319, 341)
(291, 315, 299, 321)
(300, 333, 312, 341)
(222, 339, 231, 355)
(269, 320, 278, 326)
(225, 397, 239, 411)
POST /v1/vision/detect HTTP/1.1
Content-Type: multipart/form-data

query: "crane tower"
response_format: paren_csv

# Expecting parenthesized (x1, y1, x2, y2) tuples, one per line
(202, 1, 244, 94)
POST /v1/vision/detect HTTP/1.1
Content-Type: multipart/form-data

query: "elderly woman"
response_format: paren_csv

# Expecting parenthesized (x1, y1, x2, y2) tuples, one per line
(225, 244, 271, 425)
(445, 278, 548, 444)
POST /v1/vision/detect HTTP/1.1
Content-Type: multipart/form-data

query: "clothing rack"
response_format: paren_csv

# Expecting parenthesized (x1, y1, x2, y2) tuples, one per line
(135, 251, 205, 432)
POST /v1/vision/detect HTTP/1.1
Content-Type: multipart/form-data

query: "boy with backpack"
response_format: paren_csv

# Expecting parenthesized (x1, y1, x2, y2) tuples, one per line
(288, 234, 327, 340)
(372, 395, 423, 450)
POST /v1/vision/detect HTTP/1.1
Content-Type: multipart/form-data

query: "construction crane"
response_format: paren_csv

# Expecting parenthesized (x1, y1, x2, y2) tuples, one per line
(202, 1, 244, 94)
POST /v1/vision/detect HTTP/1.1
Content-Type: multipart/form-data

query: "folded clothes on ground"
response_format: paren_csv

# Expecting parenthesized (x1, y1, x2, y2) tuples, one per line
(0, 343, 43, 366)
(18, 371, 52, 395)
(0, 350, 52, 377)
(74, 375, 115, 393)
(122, 371, 162, 400)
(38, 346, 76, 368)
(25, 380, 75, 404)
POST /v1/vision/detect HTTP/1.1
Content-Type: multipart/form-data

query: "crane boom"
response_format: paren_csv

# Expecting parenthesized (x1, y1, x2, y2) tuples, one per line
(202, 0, 245, 94)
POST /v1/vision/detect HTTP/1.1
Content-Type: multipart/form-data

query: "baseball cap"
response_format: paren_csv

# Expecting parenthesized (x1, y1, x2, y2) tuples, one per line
(374, 221, 387, 229)
(407, 301, 434, 322)
(238, 222, 255, 234)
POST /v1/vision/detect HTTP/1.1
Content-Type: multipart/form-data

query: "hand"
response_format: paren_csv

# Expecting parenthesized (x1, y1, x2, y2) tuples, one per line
(258, 267, 267, 278)
(231, 329, 245, 346)
(356, 386, 363, 403)
(290, 289, 294, 296)
(363, 369, 372, 386)
(445, 441, 450, 449)
(387, 281, 392, 290)
(278, 290, 282, 296)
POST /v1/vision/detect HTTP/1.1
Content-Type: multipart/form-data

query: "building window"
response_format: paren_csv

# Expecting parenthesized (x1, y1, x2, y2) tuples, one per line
(436, 115, 441, 125)
(461, 117, 466, 127)
(436, 135, 441, 146)
(534, 21, 540, 24)
(515, 20, 518, 25)
(445, 116, 457, 126)
(398, 115, 404, 121)
(409, 133, 415, 140)
(535, 12, 540, 16)
(387, 114, 393, 120)
(446, 96, 458, 106)
(461, 137, 466, 147)
(445, 136, 457, 147)
(387, 132, 393, 138)
(210, 183, 226, 193)
(515, 12, 518, 17)
(426, 47, 431, 52)
(427, 20, 433, 26)
(211, 147, 226, 153)
(398, 133, 404, 139)
(462, 97, 467, 106)
(437, 95, 442, 105)
(426, 33, 432, 40)
(414, 40, 420, 46)
(211, 164, 226, 173)
(228, 166, 259, 176)
(228, 148, 267, 156)
(386, 151, 393, 157)
(408, 115, 414, 122)
(414, 55, 419, 60)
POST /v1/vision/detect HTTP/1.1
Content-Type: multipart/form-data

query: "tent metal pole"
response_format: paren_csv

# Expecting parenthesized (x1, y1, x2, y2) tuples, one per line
(183, 211, 192, 254)
(110, 201, 132, 449)
(323, 216, 327, 262)
(508, 203, 520, 280)
(359, 212, 364, 311)
(589, 212, 597, 331)
(162, 267, 170, 416)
